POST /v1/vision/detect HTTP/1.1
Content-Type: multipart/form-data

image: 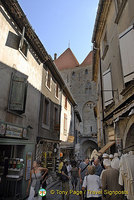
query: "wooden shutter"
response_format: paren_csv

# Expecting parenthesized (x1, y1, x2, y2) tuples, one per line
(64, 113, 67, 133)
(102, 69, 113, 107)
(9, 74, 27, 112)
(119, 25, 134, 83)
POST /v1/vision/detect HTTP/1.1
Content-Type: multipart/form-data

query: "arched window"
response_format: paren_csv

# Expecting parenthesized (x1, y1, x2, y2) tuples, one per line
(85, 69, 88, 74)
(72, 71, 75, 76)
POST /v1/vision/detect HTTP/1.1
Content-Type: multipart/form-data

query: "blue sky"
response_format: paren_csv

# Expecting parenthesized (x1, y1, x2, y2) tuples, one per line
(18, 0, 99, 63)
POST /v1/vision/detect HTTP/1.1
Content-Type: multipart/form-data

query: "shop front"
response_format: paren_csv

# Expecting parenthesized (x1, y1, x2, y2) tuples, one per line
(36, 138, 60, 172)
(60, 140, 75, 161)
(0, 121, 35, 199)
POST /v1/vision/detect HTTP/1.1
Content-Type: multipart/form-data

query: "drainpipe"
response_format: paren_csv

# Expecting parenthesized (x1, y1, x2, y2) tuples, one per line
(94, 45, 106, 145)
(99, 49, 106, 145)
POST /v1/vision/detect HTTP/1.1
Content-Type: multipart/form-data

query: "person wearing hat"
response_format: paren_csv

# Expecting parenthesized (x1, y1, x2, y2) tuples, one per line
(109, 154, 114, 161)
(111, 153, 120, 170)
(102, 153, 109, 160)
(102, 159, 123, 200)
(61, 159, 70, 200)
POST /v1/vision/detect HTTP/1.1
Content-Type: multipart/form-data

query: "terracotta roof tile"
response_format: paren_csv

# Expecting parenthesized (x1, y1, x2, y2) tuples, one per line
(54, 48, 79, 70)
(80, 51, 93, 67)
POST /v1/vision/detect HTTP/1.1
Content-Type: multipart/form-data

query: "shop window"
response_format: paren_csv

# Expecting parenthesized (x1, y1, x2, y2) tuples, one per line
(8, 73, 27, 114)
(101, 31, 109, 60)
(64, 113, 67, 134)
(65, 96, 67, 109)
(55, 83, 59, 99)
(43, 99, 50, 126)
(46, 70, 51, 90)
(114, 0, 127, 24)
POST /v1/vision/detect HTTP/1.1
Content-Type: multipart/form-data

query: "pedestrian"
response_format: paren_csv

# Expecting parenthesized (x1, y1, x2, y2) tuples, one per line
(41, 170, 48, 200)
(58, 158, 63, 180)
(26, 160, 48, 200)
(61, 159, 70, 200)
(111, 153, 120, 170)
(91, 157, 95, 165)
(67, 161, 72, 178)
(94, 158, 103, 176)
(70, 162, 79, 190)
(102, 159, 123, 200)
(82, 165, 102, 200)
(109, 154, 114, 162)
(79, 157, 90, 200)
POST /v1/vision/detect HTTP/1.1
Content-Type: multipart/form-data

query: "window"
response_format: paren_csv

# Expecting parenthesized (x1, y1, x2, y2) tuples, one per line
(72, 71, 75, 76)
(8, 73, 27, 114)
(67, 75, 69, 83)
(46, 70, 51, 90)
(64, 113, 67, 134)
(43, 99, 49, 125)
(19, 27, 28, 57)
(114, 0, 127, 24)
(65, 97, 67, 109)
(119, 25, 134, 84)
(55, 83, 59, 98)
(85, 69, 88, 74)
(102, 68, 113, 107)
(54, 107, 58, 125)
(90, 126, 92, 132)
(85, 81, 91, 94)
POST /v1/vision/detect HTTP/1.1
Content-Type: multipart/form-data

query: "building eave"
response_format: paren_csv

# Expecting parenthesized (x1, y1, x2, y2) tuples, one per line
(92, 0, 111, 81)
(1, 0, 49, 62)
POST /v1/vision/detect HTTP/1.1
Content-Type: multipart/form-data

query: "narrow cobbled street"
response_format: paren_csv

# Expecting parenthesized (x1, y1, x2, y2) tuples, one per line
(46, 180, 81, 200)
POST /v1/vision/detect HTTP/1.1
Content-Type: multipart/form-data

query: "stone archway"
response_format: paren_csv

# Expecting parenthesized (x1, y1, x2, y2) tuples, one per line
(125, 123, 134, 151)
(123, 115, 134, 149)
(80, 139, 98, 159)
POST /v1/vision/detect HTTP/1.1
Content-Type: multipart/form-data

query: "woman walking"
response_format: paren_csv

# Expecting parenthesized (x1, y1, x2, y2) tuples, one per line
(82, 165, 102, 200)
(70, 163, 78, 190)
(27, 160, 48, 200)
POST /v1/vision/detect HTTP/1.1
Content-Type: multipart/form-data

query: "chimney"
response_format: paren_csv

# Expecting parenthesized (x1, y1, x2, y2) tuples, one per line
(54, 53, 57, 60)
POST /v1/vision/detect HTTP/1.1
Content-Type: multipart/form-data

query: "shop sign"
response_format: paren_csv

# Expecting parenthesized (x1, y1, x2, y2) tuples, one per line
(6, 125, 23, 138)
(0, 121, 27, 139)
(0, 123, 6, 136)
(68, 136, 74, 143)
(25, 152, 32, 180)
(108, 130, 115, 142)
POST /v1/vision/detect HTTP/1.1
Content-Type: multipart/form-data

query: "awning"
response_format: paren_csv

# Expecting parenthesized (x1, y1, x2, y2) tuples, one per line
(98, 141, 115, 154)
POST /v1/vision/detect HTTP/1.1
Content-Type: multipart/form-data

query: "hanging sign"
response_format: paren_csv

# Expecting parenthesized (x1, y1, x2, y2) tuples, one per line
(25, 152, 32, 180)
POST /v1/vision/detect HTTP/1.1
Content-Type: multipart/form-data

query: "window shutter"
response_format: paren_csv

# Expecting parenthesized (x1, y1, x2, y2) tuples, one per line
(9, 74, 27, 112)
(119, 25, 134, 83)
(102, 69, 113, 106)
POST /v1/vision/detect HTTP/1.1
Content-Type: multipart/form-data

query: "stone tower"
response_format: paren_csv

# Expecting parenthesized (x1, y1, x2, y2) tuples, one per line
(54, 48, 98, 159)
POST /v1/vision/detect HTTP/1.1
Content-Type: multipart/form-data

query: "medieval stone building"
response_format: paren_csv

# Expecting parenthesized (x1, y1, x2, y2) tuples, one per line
(55, 48, 98, 160)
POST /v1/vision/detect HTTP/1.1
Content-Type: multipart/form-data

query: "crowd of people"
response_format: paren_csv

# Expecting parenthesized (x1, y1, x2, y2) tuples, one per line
(26, 152, 129, 200)
(59, 153, 125, 200)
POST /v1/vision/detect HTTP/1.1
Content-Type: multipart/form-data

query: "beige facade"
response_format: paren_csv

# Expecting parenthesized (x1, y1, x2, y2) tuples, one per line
(92, 0, 134, 154)
(0, 0, 78, 198)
